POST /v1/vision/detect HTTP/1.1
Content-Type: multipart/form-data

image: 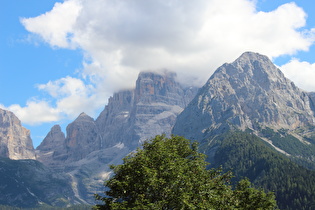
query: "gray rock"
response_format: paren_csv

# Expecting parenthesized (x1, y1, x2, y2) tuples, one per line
(36, 71, 198, 204)
(96, 71, 198, 148)
(96, 90, 134, 148)
(129, 71, 198, 145)
(64, 112, 99, 162)
(0, 108, 35, 160)
(173, 52, 315, 142)
(37, 125, 65, 152)
(37, 113, 99, 170)
(36, 125, 66, 170)
(308, 92, 315, 113)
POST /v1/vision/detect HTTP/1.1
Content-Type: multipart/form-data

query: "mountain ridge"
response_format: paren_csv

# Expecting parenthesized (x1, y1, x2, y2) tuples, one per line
(173, 52, 315, 144)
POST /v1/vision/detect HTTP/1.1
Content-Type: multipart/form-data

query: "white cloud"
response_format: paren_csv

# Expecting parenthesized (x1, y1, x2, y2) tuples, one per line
(0, 101, 60, 125)
(17, 0, 315, 125)
(37, 76, 105, 120)
(37, 76, 92, 98)
(281, 59, 315, 92)
(21, 0, 82, 48)
(0, 76, 105, 125)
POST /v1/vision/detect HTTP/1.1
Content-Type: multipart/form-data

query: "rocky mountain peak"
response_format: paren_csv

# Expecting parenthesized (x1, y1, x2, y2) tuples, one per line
(134, 71, 190, 107)
(173, 52, 315, 141)
(36, 125, 65, 151)
(235, 51, 271, 65)
(37, 112, 99, 166)
(63, 112, 98, 162)
(233, 52, 288, 87)
(0, 108, 35, 160)
(51, 124, 62, 132)
(35, 125, 66, 169)
(75, 112, 94, 122)
(95, 71, 198, 148)
(130, 71, 198, 144)
(208, 52, 288, 92)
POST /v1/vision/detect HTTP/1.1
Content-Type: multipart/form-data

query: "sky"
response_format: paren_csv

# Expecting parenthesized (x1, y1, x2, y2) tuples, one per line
(1, 0, 315, 147)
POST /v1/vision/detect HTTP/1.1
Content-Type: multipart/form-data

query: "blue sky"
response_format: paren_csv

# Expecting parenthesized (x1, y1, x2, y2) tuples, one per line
(1, 0, 315, 147)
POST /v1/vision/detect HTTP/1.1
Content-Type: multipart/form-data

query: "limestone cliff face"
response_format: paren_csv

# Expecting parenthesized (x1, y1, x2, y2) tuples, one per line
(308, 92, 315, 112)
(0, 108, 35, 160)
(129, 71, 197, 145)
(64, 112, 98, 162)
(37, 113, 98, 168)
(36, 125, 66, 169)
(173, 52, 315, 142)
(96, 71, 198, 148)
(134, 71, 192, 107)
(37, 125, 65, 152)
(96, 90, 134, 148)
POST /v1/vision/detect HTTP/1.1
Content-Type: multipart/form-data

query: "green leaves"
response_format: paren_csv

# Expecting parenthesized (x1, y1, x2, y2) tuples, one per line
(94, 135, 277, 210)
(233, 179, 277, 210)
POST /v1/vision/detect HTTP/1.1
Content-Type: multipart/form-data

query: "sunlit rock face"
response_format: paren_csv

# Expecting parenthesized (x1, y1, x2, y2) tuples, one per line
(173, 52, 315, 141)
(0, 108, 35, 160)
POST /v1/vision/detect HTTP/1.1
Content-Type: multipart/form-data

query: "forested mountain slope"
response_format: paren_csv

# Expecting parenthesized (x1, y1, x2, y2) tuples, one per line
(210, 131, 315, 210)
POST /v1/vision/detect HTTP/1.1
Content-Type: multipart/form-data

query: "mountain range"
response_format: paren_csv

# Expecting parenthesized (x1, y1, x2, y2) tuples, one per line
(1, 52, 315, 209)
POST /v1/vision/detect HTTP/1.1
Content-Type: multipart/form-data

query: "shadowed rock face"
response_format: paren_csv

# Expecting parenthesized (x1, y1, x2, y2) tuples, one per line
(36, 125, 66, 170)
(173, 52, 315, 142)
(64, 112, 98, 162)
(95, 90, 134, 148)
(0, 108, 35, 160)
(37, 113, 99, 167)
(37, 125, 65, 152)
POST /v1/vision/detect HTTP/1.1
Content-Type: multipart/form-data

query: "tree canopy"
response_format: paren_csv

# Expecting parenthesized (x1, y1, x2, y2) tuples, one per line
(94, 135, 277, 209)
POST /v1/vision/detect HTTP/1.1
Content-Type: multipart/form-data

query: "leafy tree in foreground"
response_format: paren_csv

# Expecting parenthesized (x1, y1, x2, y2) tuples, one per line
(94, 135, 277, 209)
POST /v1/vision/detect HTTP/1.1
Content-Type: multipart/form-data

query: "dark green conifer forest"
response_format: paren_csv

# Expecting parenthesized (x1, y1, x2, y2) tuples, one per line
(212, 132, 315, 210)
